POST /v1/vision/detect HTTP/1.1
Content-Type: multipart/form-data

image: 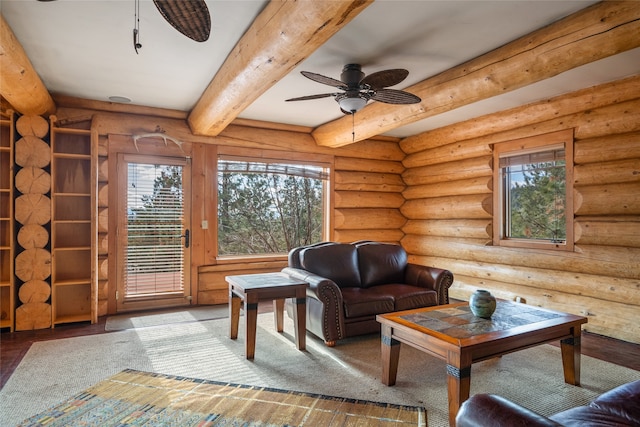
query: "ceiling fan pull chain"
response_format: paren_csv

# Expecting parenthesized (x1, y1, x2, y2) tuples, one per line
(133, 0, 142, 54)
(352, 112, 355, 143)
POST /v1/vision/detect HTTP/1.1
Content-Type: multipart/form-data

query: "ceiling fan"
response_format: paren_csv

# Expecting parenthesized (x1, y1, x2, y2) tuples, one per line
(286, 64, 421, 114)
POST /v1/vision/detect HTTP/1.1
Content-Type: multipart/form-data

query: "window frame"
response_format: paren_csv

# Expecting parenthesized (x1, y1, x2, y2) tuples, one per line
(492, 129, 574, 251)
(215, 149, 333, 260)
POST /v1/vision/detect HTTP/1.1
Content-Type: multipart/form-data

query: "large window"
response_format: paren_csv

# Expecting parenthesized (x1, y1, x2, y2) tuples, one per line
(217, 156, 329, 256)
(492, 130, 574, 251)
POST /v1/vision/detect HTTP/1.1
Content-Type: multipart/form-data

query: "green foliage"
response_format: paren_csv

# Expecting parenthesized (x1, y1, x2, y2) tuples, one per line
(218, 171, 324, 255)
(507, 161, 566, 241)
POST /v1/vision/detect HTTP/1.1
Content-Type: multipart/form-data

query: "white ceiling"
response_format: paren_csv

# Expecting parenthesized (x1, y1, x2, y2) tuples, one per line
(2, 0, 639, 138)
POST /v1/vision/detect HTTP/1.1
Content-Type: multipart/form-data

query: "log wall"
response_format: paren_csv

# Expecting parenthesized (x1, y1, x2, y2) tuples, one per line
(400, 75, 640, 344)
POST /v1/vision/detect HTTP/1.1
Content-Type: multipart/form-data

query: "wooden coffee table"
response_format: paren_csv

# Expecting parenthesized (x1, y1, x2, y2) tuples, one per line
(226, 272, 307, 360)
(377, 301, 588, 426)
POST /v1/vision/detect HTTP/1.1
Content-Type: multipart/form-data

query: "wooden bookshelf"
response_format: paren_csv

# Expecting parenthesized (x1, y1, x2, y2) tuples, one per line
(0, 111, 15, 331)
(49, 118, 97, 326)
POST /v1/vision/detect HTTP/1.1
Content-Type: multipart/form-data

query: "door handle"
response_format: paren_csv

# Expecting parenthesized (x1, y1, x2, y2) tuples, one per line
(181, 229, 190, 248)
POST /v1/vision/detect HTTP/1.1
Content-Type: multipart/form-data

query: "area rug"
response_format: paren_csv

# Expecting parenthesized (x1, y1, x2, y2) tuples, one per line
(105, 305, 231, 331)
(18, 369, 426, 426)
(2, 313, 639, 426)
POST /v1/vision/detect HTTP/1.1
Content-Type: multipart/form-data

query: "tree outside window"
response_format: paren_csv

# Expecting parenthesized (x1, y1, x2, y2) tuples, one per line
(217, 158, 328, 256)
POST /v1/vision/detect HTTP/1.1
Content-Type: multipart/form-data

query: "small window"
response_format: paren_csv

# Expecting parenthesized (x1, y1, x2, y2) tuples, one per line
(217, 156, 330, 257)
(493, 130, 574, 251)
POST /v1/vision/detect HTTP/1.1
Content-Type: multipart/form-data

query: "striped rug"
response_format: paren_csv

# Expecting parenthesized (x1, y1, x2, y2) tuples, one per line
(18, 369, 427, 426)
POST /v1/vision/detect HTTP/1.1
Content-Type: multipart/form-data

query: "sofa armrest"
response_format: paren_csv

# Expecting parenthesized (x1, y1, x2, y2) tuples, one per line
(456, 394, 563, 427)
(405, 264, 454, 305)
(282, 267, 345, 342)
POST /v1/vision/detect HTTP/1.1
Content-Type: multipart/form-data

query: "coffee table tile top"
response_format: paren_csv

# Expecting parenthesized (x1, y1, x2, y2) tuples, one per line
(398, 301, 562, 339)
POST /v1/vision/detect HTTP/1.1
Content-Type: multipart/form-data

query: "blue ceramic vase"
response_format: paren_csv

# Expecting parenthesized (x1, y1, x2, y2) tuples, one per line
(469, 289, 496, 319)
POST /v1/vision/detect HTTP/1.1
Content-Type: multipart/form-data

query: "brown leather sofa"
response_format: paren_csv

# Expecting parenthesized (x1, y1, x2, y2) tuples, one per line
(455, 380, 640, 426)
(282, 241, 454, 346)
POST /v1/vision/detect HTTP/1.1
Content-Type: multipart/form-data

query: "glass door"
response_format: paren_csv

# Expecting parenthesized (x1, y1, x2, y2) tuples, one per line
(116, 154, 191, 312)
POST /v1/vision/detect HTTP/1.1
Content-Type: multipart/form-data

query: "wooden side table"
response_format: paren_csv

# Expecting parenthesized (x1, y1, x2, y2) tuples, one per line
(226, 272, 307, 359)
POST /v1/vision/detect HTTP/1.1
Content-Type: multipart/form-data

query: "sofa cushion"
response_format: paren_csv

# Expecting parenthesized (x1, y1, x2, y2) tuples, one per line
(300, 243, 361, 287)
(341, 287, 394, 318)
(356, 242, 407, 288)
(379, 284, 438, 311)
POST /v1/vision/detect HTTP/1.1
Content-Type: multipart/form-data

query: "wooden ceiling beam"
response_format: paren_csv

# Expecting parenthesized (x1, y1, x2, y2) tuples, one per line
(312, 1, 640, 148)
(0, 14, 55, 116)
(188, 0, 373, 137)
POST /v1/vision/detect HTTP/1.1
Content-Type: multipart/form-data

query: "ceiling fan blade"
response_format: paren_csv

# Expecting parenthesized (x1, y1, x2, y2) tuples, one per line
(301, 71, 347, 89)
(285, 93, 336, 102)
(153, 0, 211, 42)
(361, 69, 409, 89)
(372, 89, 421, 104)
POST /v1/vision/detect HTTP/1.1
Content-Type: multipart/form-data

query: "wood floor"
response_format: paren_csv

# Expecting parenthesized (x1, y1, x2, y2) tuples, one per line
(1, 305, 639, 390)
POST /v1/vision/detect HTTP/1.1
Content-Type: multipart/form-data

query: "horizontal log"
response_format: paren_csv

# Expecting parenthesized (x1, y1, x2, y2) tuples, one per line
(15, 115, 48, 138)
(574, 182, 640, 215)
(401, 76, 640, 154)
(402, 176, 492, 200)
(427, 256, 640, 306)
(335, 191, 404, 209)
(334, 171, 405, 192)
(98, 233, 109, 255)
(98, 280, 109, 300)
(402, 234, 640, 280)
(574, 131, 640, 164)
(17, 224, 49, 249)
(403, 138, 491, 168)
(14, 136, 50, 168)
(15, 302, 51, 331)
(99, 257, 108, 280)
(98, 208, 108, 233)
(574, 98, 640, 140)
(98, 183, 108, 207)
(15, 194, 51, 225)
(401, 194, 493, 220)
(333, 229, 404, 244)
(402, 219, 491, 239)
(574, 158, 640, 186)
(402, 156, 492, 186)
(334, 157, 404, 173)
(98, 158, 108, 181)
(15, 248, 51, 282)
(18, 279, 50, 304)
(335, 208, 406, 230)
(97, 135, 108, 156)
(575, 219, 640, 248)
(15, 166, 50, 194)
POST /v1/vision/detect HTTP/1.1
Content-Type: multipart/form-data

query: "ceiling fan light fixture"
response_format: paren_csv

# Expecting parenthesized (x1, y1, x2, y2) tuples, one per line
(338, 95, 367, 113)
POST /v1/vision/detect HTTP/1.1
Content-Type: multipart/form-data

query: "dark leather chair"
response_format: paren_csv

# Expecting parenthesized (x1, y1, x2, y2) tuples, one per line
(283, 241, 454, 346)
(456, 380, 640, 427)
